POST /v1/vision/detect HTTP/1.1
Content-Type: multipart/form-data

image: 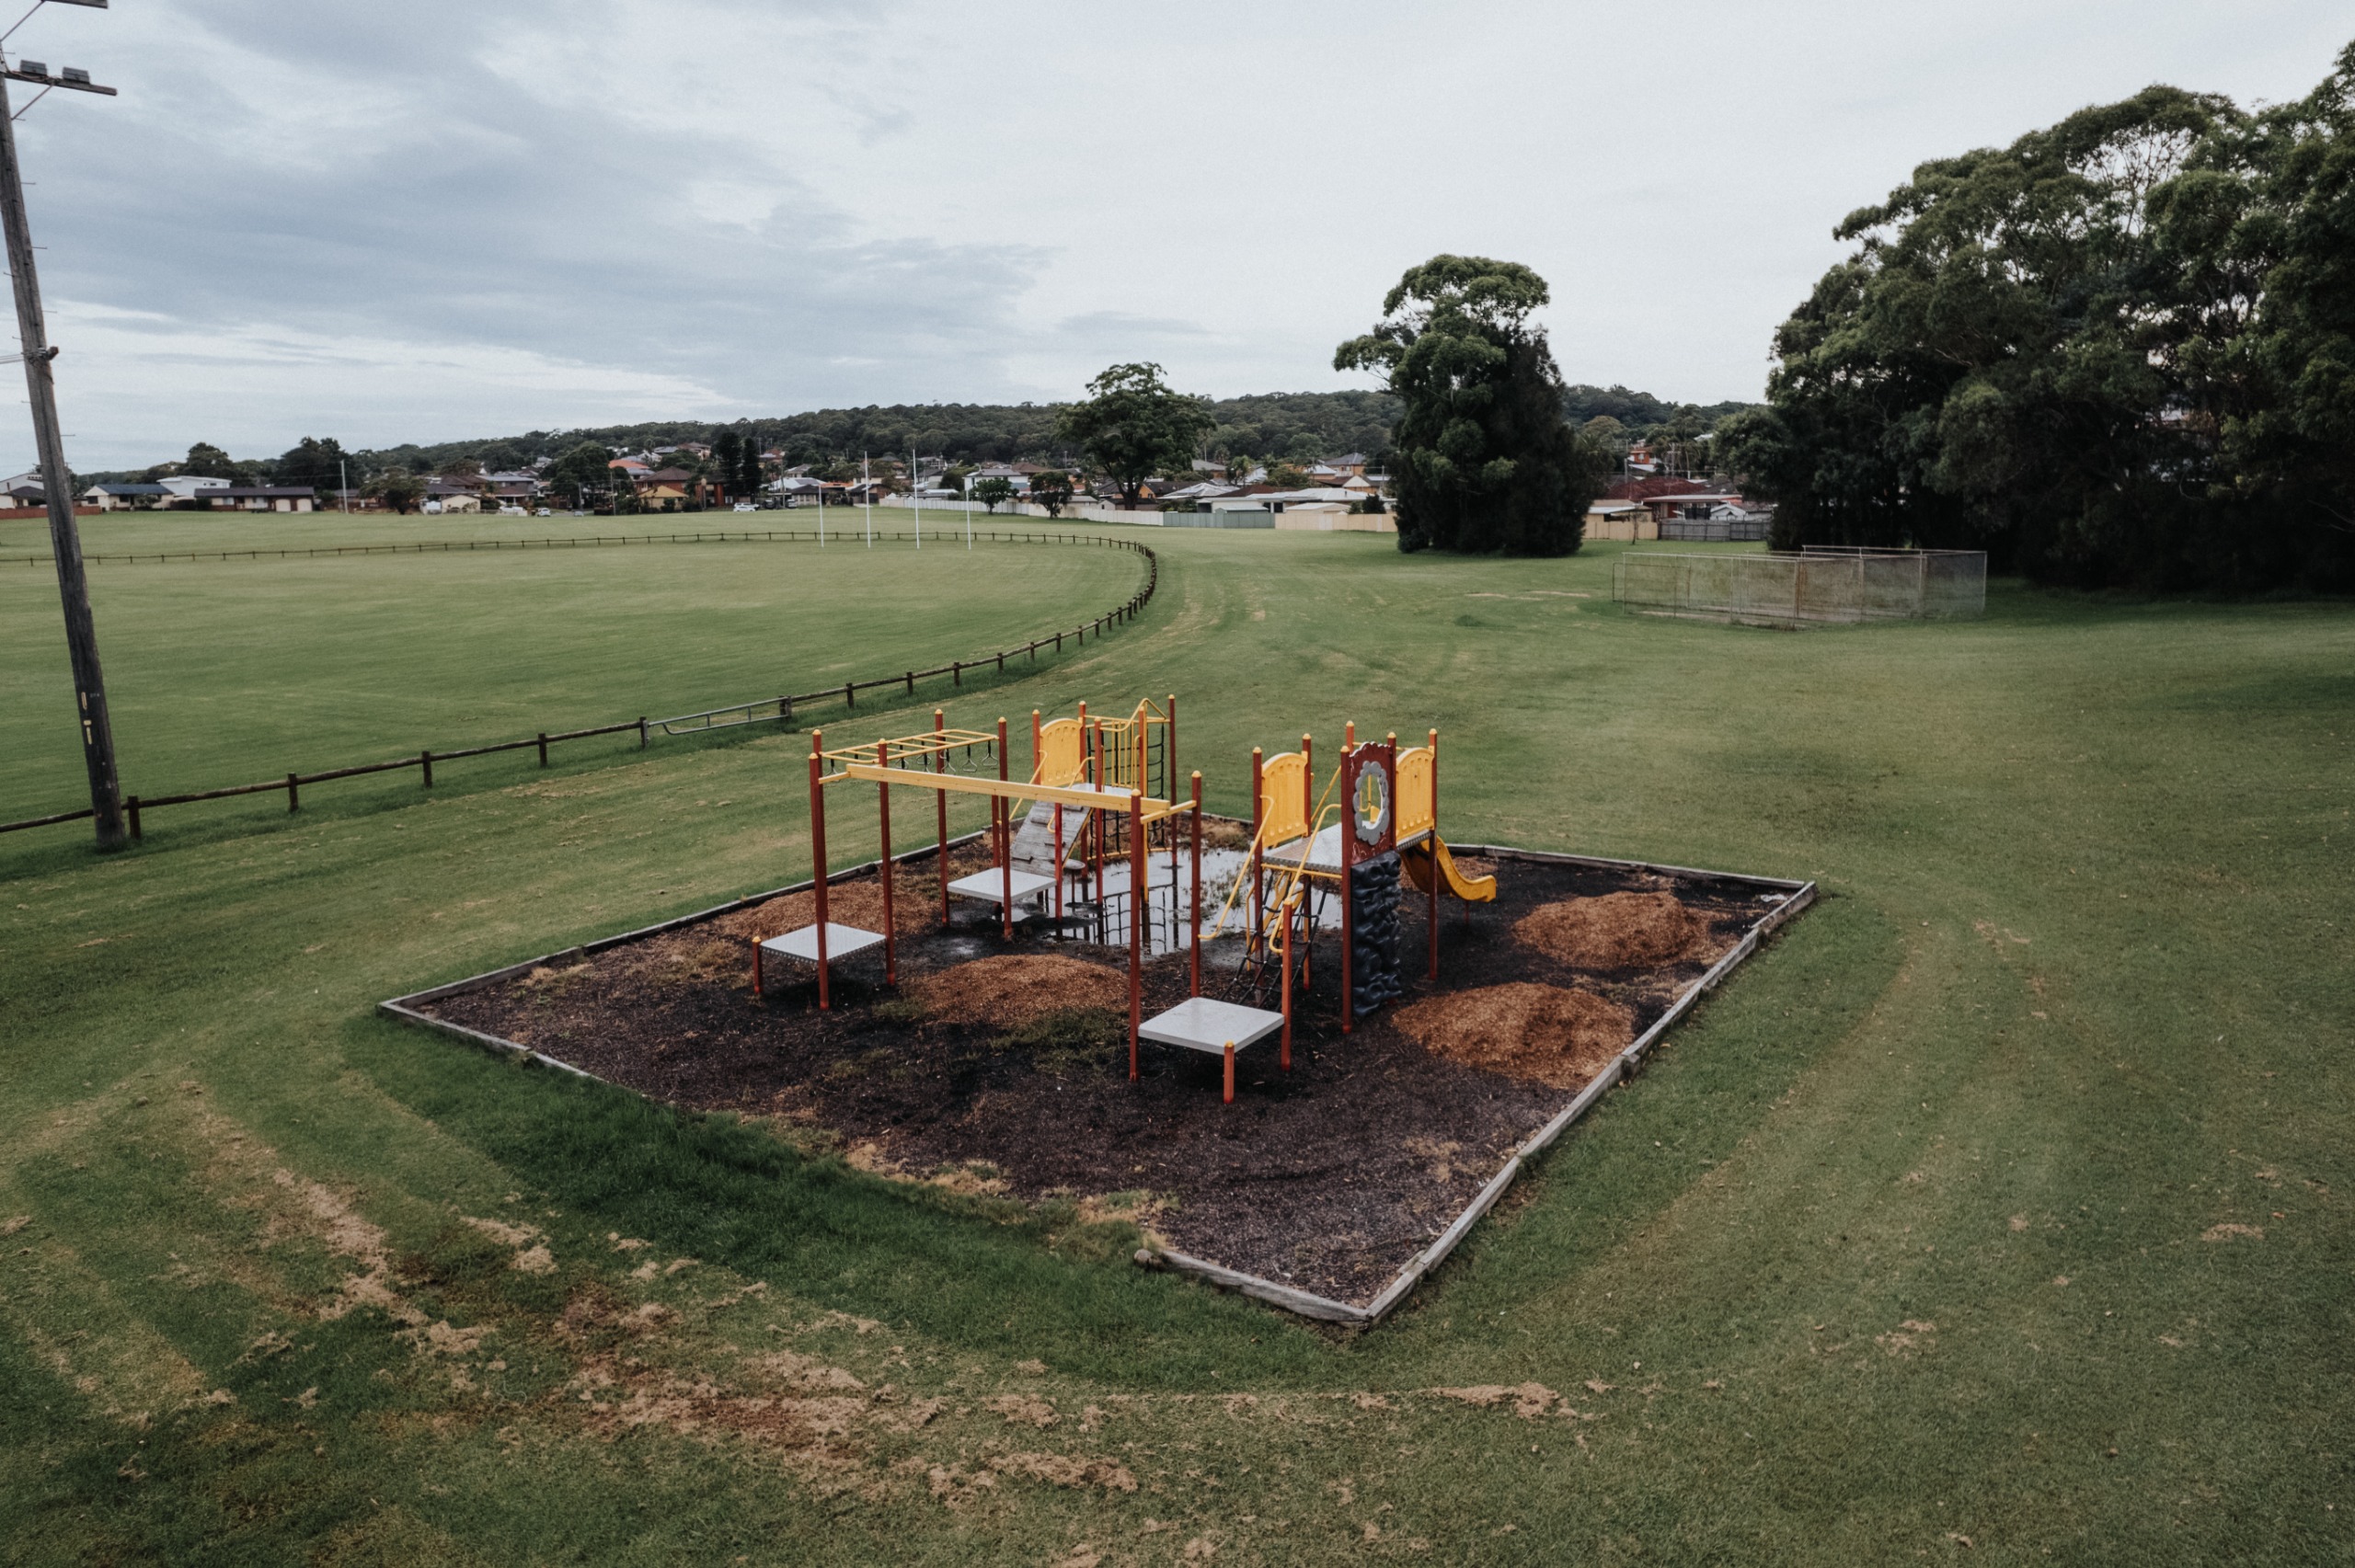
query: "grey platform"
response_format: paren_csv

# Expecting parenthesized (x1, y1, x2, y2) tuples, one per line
(1262, 823, 1343, 873)
(760, 922, 886, 963)
(947, 868, 1055, 906)
(1138, 995, 1285, 1056)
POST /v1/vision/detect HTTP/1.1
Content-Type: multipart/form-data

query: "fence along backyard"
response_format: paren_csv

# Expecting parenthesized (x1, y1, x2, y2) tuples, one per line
(0, 528, 1157, 841)
(1613, 544, 1987, 626)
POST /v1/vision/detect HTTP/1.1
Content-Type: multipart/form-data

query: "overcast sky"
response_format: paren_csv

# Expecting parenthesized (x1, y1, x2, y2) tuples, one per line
(3, 1, 2347, 471)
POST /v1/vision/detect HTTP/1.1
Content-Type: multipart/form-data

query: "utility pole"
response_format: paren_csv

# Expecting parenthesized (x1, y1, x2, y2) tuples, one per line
(1, 20, 122, 850)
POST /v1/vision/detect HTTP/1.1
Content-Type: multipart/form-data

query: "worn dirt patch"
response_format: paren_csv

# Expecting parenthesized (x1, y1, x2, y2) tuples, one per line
(1512, 892, 1710, 969)
(912, 955, 1129, 1027)
(1392, 983, 1631, 1090)
(1424, 1383, 1560, 1420)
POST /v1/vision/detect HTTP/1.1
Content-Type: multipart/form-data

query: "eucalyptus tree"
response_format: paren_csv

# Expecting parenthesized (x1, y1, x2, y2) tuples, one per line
(1055, 363, 1215, 509)
(1729, 43, 2354, 590)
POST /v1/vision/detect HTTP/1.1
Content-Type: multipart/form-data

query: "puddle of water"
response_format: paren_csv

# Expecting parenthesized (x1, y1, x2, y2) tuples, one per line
(1043, 847, 1345, 957)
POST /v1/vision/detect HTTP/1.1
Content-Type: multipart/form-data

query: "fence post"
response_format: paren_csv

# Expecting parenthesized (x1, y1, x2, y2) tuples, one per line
(638, 717, 648, 749)
(420, 750, 433, 787)
(845, 681, 856, 709)
(953, 661, 961, 688)
(287, 773, 299, 812)
(537, 732, 548, 767)
(125, 795, 141, 841)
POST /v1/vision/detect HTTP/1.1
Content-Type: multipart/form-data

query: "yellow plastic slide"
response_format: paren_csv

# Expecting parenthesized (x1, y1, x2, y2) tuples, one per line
(1401, 836, 1497, 903)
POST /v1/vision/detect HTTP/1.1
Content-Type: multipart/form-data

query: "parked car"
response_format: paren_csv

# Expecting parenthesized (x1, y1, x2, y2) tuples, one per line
(732, 502, 757, 513)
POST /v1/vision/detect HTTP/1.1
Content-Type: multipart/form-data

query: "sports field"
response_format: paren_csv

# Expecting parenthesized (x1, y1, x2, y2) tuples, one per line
(1, 515, 2349, 1564)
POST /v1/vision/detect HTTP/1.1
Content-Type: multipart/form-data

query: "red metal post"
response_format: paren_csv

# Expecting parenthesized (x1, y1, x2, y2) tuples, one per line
(1189, 771, 1202, 997)
(1429, 727, 1442, 979)
(1339, 741, 1354, 1036)
(1248, 746, 1264, 952)
(935, 709, 949, 928)
(810, 733, 831, 1010)
(997, 716, 1013, 939)
(1279, 894, 1293, 1071)
(877, 742, 895, 986)
(1128, 788, 1143, 1081)
(752, 937, 764, 998)
(1223, 1042, 1235, 1105)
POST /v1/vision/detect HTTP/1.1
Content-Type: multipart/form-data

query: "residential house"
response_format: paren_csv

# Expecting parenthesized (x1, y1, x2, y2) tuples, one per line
(633, 468, 694, 511)
(1585, 476, 1749, 541)
(421, 481, 481, 514)
(209, 486, 316, 512)
(82, 483, 172, 510)
(477, 470, 540, 510)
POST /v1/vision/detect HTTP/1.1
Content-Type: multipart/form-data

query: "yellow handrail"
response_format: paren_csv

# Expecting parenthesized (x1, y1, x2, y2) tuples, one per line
(1207, 762, 1342, 944)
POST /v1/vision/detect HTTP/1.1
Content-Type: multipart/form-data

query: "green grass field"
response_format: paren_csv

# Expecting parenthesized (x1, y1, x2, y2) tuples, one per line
(2, 516, 2349, 1564)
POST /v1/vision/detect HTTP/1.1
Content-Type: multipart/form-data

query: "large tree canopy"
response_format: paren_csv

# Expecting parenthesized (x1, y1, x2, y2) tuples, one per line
(1336, 255, 1604, 555)
(274, 436, 351, 494)
(1724, 42, 2355, 591)
(1055, 363, 1216, 509)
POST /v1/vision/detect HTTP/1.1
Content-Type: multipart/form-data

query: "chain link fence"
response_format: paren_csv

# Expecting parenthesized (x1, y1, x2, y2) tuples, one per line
(1612, 546, 1987, 625)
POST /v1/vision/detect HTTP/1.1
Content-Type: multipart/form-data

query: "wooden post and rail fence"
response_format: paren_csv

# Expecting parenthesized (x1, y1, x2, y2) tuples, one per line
(1, 529, 1159, 842)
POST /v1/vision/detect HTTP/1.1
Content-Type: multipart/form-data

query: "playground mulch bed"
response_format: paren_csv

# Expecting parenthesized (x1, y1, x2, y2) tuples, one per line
(421, 846, 1785, 1309)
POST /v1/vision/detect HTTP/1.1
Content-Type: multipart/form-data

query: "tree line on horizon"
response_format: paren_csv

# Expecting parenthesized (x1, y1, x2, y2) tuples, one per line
(75, 383, 1755, 496)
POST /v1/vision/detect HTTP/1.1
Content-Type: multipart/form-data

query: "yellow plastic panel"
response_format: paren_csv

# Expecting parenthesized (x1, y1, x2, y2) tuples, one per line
(1035, 717, 1086, 788)
(1258, 751, 1308, 846)
(1396, 746, 1433, 841)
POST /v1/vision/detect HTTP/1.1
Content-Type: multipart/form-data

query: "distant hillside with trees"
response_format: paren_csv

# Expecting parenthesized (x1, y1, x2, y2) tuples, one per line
(1561, 383, 1761, 432)
(80, 383, 1752, 489)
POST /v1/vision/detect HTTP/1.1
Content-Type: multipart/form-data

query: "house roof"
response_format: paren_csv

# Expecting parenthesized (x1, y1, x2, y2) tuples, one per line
(1601, 476, 1714, 501)
(87, 483, 171, 496)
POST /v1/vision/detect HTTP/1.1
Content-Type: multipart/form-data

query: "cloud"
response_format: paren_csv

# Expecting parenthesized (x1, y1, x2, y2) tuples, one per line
(46, 300, 730, 464)
(0, 0, 2340, 469)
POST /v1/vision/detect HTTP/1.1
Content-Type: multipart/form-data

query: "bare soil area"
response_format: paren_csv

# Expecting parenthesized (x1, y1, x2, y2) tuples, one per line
(426, 843, 1786, 1306)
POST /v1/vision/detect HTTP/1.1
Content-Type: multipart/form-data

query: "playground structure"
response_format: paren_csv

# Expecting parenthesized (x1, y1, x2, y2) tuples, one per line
(1220, 722, 1498, 1034)
(754, 698, 1505, 1103)
(756, 695, 1294, 1094)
